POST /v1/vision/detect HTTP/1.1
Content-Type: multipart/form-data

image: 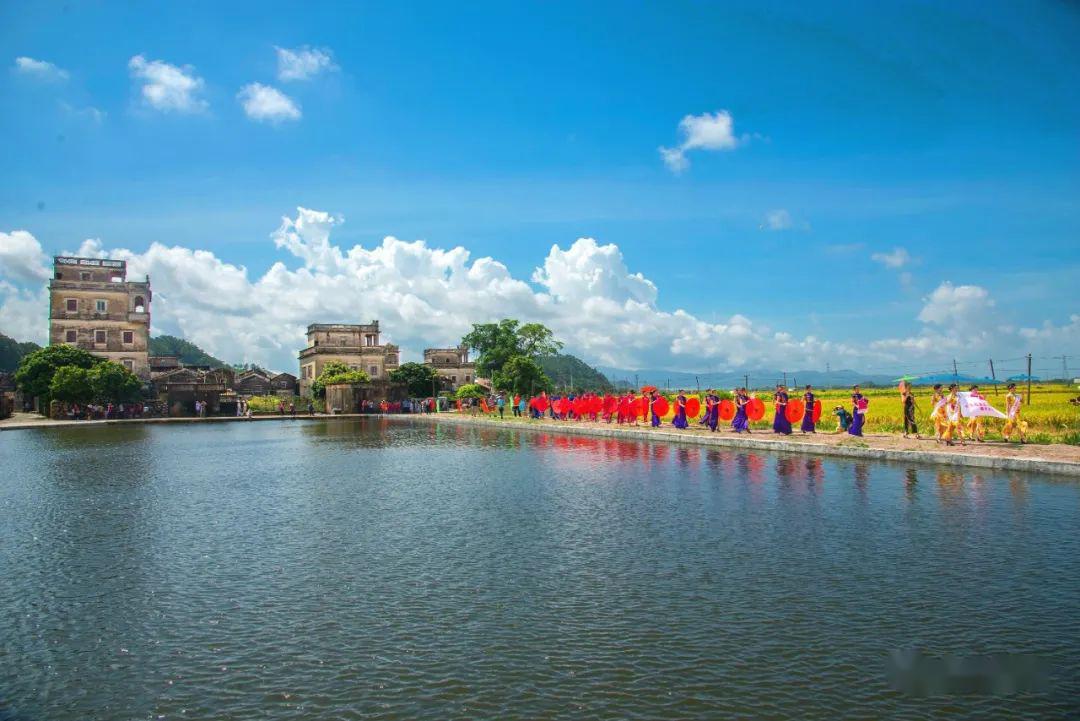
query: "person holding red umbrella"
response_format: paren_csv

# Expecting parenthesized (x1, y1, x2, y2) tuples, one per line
(703, 390, 719, 432)
(732, 388, 751, 433)
(801, 384, 817, 434)
(672, 390, 689, 429)
(773, 384, 793, 435)
(650, 390, 662, 427)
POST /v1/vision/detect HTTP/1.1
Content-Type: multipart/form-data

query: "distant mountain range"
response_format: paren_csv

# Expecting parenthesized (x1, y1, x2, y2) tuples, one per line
(596, 366, 897, 390)
(538, 354, 614, 391)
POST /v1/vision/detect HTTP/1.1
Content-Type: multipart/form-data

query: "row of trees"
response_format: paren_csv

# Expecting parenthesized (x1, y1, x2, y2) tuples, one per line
(14, 345, 143, 407)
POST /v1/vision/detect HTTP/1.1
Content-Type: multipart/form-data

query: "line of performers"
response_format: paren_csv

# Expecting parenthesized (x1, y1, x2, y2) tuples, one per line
(923, 382, 1029, 445)
(524, 384, 870, 437)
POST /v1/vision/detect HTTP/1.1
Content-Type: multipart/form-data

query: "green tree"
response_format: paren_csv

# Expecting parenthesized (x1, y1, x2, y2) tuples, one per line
(516, 323, 562, 358)
(313, 363, 372, 397)
(389, 362, 442, 397)
(455, 383, 487, 400)
(462, 319, 562, 379)
(14, 345, 100, 405)
(49, 366, 93, 405)
(89, 361, 142, 403)
(310, 361, 352, 398)
(493, 355, 551, 395)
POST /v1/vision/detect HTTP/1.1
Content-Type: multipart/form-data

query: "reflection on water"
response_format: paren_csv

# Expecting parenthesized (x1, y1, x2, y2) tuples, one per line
(1, 417, 1078, 720)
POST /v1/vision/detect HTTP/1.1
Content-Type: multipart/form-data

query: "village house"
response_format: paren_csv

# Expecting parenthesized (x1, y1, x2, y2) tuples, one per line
(423, 345, 476, 391)
(297, 321, 400, 396)
(233, 368, 298, 397)
(48, 256, 152, 378)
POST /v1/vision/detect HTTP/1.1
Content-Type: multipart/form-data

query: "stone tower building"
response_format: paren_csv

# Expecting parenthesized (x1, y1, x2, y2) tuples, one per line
(297, 321, 400, 396)
(422, 344, 475, 390)
(48, 257, 152, 379)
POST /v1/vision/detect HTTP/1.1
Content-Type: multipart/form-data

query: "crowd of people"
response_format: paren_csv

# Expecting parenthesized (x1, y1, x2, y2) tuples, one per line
(475, 380, 1033, 446)
(480, 385, 867, 437)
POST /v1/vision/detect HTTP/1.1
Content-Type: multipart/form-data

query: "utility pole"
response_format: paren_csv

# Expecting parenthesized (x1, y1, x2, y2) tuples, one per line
(695, 375, 700, 393)
(634, 373, 638, 391)
(744, 373, 749, 391)
(952, 359, 959, 382)
(988, 358, 997, 396)
(783, 371, 787, 387)
(826, 362, 830, 374)
(1026, 353, 1032, 405)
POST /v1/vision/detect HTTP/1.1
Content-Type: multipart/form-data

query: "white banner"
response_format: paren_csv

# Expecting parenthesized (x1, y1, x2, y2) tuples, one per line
(957, 392, 1007, 419)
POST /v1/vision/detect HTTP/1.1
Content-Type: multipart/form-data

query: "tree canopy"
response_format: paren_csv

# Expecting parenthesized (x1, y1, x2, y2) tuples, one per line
(89, 361, 143, 403)
(461, 319, 561, 395)
(462, 319, 562, 378)
(49, 366, 94, 405)
(15, 345, 100, 402)
(455, 383, 487, 400)
(389, 362, 442, 397)
(311, 361, 371, 397)
(493, 355, 550, 395)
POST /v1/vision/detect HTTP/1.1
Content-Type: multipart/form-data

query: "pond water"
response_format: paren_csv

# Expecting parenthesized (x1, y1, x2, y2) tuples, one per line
(1, 417, 1078, 720)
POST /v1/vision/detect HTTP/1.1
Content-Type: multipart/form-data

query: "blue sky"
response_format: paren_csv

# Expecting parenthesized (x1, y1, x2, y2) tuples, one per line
(1, 1, 1078, 374)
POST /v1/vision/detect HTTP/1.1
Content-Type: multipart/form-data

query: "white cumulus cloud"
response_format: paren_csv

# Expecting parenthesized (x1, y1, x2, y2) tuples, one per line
(128, 55, 207, 113)
(917, 281, 994, 327)
(659, 110, 747, 173)
(2, 220, 1073, 375)
(13, 56, 69, 82)
(275, 46, 337, 82)
(238, 83, 301, 123)
(0, 230, 51, 283)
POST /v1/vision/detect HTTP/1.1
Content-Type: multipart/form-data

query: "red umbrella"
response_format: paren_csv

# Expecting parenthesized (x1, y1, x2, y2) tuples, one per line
(589, 396, 603, 415)
(785, 399, 805, 423)
(685, 397, 701, 418)
(812, 400, 823, 423)
(604, 395, 618, 415)
(652, 396, 669, 416)
(718, 399, 735, 421)
(747, 397, 765, 422)
(640, 385, 658, 394)
(630, 397, 643, 417)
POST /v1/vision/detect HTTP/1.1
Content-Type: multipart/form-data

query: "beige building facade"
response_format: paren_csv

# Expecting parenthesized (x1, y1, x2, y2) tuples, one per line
(423, 345, 476, 390)
(298, 321, 400, 396)
(49, 256, 152, 379)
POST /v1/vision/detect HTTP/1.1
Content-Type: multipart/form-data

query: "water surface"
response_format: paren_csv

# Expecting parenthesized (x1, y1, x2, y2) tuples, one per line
(1, 418, 1078, 719)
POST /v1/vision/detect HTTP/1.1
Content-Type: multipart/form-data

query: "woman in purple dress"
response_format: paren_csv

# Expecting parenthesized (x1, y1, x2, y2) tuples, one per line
(672, 391, 688, 429)
(732, 388, 750, 433)
(772, 384, 792, 435)
(704, 391, 719, 432)
(848, 385, 866, 436)
(801, 384, 816, 433)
